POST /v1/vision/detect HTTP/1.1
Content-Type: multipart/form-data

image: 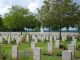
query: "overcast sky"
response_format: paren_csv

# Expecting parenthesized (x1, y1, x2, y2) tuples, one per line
(0, 0, 80, 16)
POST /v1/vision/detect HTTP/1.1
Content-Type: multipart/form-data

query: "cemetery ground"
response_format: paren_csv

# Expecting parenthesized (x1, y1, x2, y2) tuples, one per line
(0, 35, 80, 60)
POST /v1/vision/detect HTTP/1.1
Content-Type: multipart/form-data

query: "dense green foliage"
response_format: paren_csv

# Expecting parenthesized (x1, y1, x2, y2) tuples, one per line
(0, 37, 80, 60)
(0, 0, 80, 32)
(2, 5, 40, 31)
(38, 0, 80, 39)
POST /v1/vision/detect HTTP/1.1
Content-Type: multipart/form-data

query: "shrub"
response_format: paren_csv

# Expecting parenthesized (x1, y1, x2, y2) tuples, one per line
(77, 35, 80, 42)
(76, 43, 80, 50)
(1, 50, 7, 60)
(21, 36, 26, 43)
(54, 49, 62, 56)
(66, 35, 72, 41)
(2, 39, 8, 44)
(60, 42, 67, 50)
(11, 39, 16, 45)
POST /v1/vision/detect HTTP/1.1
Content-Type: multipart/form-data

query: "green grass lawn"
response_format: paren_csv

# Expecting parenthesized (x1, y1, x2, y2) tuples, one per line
(0, 39, 80, 60)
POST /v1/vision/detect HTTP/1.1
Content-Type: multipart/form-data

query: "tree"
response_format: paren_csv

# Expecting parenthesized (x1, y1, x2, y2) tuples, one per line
(3, 5, 29, 31)
(0, 15, 5, 31)
(26, 14, 41, 31)
(3, 5, 39, 31)
(76, 7, 80, 33)
(0, 15, 3, 26)
(62, 2, 80, 32)
(38, 0, 79, 40)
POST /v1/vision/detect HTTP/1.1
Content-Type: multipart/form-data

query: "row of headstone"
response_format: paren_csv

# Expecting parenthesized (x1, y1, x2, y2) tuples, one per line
(26, 33, 67, 43)
(0, 32, 78, 45)
(12, 44, 75, 60)
(12, 37, 77, 60)
(0, 33, 54, 44)
(62, 36, 77, 60)
(62, 44, 76, 60)
(0, 32, 77, 45)
(12, 43, 40, 60)
(0, 33, 24, 44)
(32, 40, 76, 60)
(28, 33, 68, 40)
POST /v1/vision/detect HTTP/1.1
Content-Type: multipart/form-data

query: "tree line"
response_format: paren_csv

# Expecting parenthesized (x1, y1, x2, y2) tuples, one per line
(38, 0, 80, 39)
(0, 6, 41, 31)
(0, 0, 80, 34)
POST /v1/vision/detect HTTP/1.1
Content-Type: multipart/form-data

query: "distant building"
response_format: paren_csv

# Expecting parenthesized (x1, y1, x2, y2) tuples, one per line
(40, 27, 78, 32)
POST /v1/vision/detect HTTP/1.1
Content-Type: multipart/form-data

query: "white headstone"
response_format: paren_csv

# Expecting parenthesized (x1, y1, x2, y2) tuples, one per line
(48, 42, 53, 55)
(40, 26, 43, 33)
(68, 44, 75, 57)
(46, 35, 49, 40)
(72, 36, 77, 43)
(32, 35, 34, 40)
(26, 34, 29, 42)
(55, 40, 60, 48)
(72, 36, 76, 41)
(71, 40, 77, 46)
(34, 37, 38, 43)
(11, 35, 14, 41)
(33, 47, 41, 60)
(41, 35, 45, 42)
(0, 36, 2, 43)
(62, 50, 72, 60)
(50, 34, 52, 42)
(37, 35, 41, 40)
(16, 38, 19, 45)
(31, 42, 36, 50)
(8, 35, 11, 44)
(12, 45, 18, 60)
(54, 35, 56, 40)
(62, 35, 67, 41)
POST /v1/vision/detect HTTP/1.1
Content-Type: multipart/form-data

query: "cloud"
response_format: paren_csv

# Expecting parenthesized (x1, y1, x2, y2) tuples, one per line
(28, 2, 39, 13)
(0, 0, 11, 16)
(74, 0, 80, 3)
(0, 5, 11, 16)
(0, 0, 43, 16)
(28, 0, 43, 13)
(0, 0, 79, 17)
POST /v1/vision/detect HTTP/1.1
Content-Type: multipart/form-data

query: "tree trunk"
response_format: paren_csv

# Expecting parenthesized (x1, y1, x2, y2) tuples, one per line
(66, 26, 69, 32)
(78, 24, 80, 33)
(59, 13, 62, 40)
(21, 32, 22, 35)
(49, 27, 50, 32)
(58, 5, 62, 40)
(59, 25, 62, 40)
